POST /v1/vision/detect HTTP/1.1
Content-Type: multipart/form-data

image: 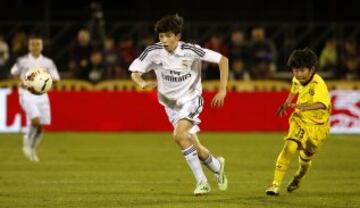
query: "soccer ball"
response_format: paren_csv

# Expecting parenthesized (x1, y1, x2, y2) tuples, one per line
(24, 68, 53, 95)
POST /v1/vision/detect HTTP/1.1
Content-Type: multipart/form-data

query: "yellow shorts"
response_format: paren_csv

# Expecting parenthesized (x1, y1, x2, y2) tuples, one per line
(285, 115, 330, 154)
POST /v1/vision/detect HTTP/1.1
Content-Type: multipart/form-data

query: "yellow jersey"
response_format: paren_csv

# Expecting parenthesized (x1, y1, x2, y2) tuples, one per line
(290, 73, 331, 125)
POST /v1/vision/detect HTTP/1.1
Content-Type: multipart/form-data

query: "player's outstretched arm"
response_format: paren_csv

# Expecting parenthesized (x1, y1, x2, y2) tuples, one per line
(211, 56, 229, 108)
(131, 72, 157, 89)
(276, 92, 297, 117)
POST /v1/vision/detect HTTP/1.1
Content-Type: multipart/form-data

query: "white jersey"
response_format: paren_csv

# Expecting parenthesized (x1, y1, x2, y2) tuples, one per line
(129, 41, 222, 108)
(10, 54, 60, 125)
(11, 54, 60, 82)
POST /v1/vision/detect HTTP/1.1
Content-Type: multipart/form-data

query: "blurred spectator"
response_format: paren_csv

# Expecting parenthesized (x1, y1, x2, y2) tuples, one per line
(117, 36, 136, 70)
(319, 38, 339, 78)
(88, 2, 106, 50)
(0, 36, 10, 79)
(203, 32, 229, 80)
(69, 29, 94, 80)
(340, 39, 360, 80)
(228, 29, 250, 80)
(137, 34, 155, 55)
(248, 26, 277, 79)
(87, 51, 105, 83)
(102, 37, 125, 79)
(230, 59, 250, 80)
(10, 32, 27, 63)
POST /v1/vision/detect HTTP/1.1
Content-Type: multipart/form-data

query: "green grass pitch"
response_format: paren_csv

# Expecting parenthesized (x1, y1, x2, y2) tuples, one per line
(0, 132, 359, 208)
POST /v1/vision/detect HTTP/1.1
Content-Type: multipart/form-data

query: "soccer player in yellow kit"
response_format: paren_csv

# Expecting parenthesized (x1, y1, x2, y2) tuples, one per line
(266, 48, 331, 196)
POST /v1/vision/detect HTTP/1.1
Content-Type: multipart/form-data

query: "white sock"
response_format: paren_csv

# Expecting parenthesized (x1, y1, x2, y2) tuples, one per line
(31, 131, 43, 149)
(182, 145, 207, 184)
(24, 125, 37, 148)
(23, 134, 31, 148)
(202, 153, 221, 174)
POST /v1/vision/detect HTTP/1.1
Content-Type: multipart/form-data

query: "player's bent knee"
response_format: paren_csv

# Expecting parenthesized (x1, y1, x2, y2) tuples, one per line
(173, 130, 188, 144)
(31, 118, 42, 127)
(283, 140, 298, 155)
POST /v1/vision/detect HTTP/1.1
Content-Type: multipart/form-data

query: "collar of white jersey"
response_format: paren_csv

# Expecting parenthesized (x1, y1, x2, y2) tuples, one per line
(28, 53, 43, 60)
(172, 42, 185, 56)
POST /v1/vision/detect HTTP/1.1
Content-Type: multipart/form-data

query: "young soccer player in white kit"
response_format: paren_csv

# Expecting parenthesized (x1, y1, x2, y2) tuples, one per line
(129, 15, 229, 195)
(11, 34, 60, 162)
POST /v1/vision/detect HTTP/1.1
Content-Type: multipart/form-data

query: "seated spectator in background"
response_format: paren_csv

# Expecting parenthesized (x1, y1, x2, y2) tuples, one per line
(10, 32, 27, 64)
(230, 58, 250, 80)
(0, 36, 10, 79)
(319, 38, 339, 78)
(248, 26, 277, 79)
(203, 32, 229, 79)
(137, 34, 155, 55)
(69, 29, 94, 80)
(88, 51, 105, 83)
(102, 37, 125, 79)
(228, 29, 249, 80)
(117, 35, 136, 71)
(340, 39, 360, 80)
(88, 2, 106, 50)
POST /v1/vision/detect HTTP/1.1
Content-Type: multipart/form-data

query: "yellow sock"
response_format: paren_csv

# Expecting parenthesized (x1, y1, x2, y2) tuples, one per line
(272, 141, 298, 186)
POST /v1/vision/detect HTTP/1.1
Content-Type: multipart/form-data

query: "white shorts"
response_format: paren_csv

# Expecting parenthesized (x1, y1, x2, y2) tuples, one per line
(164, 96, 204, 134)
(18, 88, 51, 125)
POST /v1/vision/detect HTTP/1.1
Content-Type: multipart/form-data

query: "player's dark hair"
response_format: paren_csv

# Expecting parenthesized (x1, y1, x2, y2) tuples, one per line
(287, 48, 318, 70)
(154, 14, 184, 35)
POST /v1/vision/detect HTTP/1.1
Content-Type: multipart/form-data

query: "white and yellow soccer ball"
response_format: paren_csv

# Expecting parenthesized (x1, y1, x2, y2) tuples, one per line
(24, 68, 53, 95)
